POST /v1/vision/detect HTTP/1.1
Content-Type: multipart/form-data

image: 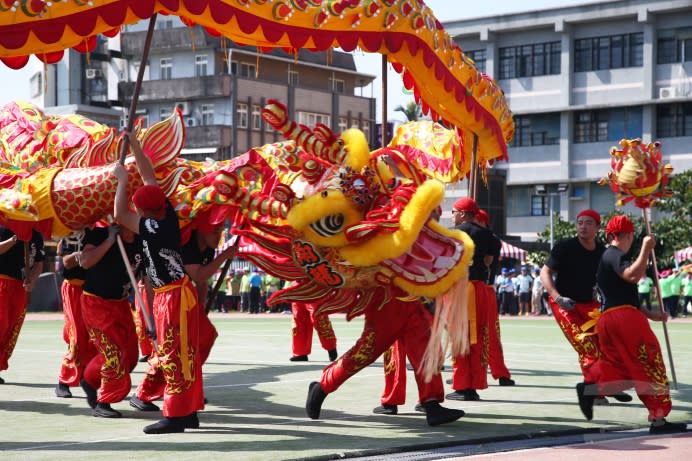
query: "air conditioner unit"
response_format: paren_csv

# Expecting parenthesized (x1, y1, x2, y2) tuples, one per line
(175, 102, 191, 115)
(85, 68, 102, 79)
(659, 86, 677, 99)
(185, 117, 198, 127)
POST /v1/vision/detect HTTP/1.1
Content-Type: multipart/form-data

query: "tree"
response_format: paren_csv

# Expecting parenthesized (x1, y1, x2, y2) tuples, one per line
(394, 100, 422, 122)
(651, 169, 692, 268)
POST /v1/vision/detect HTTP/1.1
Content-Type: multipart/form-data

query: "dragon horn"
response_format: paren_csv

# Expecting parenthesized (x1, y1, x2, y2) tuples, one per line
(212, 172, 289, 219)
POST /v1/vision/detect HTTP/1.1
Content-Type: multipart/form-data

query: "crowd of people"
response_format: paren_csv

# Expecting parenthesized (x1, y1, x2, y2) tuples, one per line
(0, 148, 687, 435)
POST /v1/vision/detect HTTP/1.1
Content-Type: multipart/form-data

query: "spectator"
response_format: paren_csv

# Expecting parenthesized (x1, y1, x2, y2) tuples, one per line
(531, 267, 545, 315)
(239, 268, 251, 313)
(637, 274, 654, 311)
(228, 269, 242, 311)
(515, 266, 533, 316)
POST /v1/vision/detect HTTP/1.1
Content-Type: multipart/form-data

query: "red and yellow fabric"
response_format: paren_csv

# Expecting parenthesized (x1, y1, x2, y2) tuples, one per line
(319, 292, 444, 405)
(133, 285, 154, 359)
(137, 276, 203, 418)
(291, 301, 336, 357)
(81, 292, 138, 404)
(0, 275, 27, 371)
(449, 280, 490, 391)
(548, 296, 601, 383)
(57, 280, 97, 387)
(485, 284, 511, 381)
(592, 306, 672, 421)
(0, 1, 511, 162)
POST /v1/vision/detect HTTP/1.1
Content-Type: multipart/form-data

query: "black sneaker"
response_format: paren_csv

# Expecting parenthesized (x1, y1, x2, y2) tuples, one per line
(649, 419, 687, 435)
(55, 382, 72, 398)
(576, 382, 594, 420)
(498, 377, 515, 386)
(290, 355, 308, 362)
(0, 376, 4, 384)
(138, 355, 150, 363)
(446, 389, 480, 401)
(143, 417, 187, 434)
(414, 403, 426, 413)
(183, 412, 199, 429)
(129, 395, 160, 412)
(93, 402, 122, 418)
(423, 400, 465, 426)
(80, 378, 97, 409)
(610, 392, 632, 403)
(306, 381, 327, 420)
(372, 404, 398, 415)
(328, 349, 338, 362)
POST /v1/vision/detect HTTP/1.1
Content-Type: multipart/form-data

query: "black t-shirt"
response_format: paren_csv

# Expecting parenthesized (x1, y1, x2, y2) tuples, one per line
(487, 232, 502, 285)
(0, 227, 45, 280)
(139, 200, 185, 288)
(546, 237, 605, 303)
(597, 246, 639, 309)
(181, 231, 215, 266)
(457, 221, 494, 282)
(60, 234, 86, 281)
(83, 227, 144, 300)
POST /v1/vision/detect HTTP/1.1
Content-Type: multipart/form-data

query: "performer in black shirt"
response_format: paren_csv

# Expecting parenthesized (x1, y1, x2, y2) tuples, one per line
(0, 226, 44, 384)
(577, 215, 686, 434)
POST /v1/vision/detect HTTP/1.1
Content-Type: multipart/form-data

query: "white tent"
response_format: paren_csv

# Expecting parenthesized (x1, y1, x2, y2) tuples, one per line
(500, 241, 527, 262)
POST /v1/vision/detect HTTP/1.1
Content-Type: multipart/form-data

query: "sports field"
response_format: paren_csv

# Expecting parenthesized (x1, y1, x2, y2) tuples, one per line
(1, 313, 690, 460)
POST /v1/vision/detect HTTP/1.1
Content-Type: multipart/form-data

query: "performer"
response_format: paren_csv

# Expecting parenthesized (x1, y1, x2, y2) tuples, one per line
(306, 289, 466, 426)
(290, 301, 337, 362)
(79, 224, 142, 418)
(55, 232, 96, 398)
(180, 214, 238, 364)
(114, 132, 203, 434)
(540, 209, 631, 404)
(0, 226, 44, 384)
(577, 215, 687, 434)
(133, 281, 155, 362)
(476, 209, 515, 387)
(446, 198, 493, 401)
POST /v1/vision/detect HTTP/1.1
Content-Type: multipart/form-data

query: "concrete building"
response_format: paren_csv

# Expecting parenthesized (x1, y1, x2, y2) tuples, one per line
(118, 17, 376, 161)
(443, 0, 692, 241)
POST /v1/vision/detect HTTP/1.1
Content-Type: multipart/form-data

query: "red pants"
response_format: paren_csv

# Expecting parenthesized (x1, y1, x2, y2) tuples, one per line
(134, 287, 154, 358)
(292, 302, 336, 356)
(81, 293, 138, 403)
(486, 284, 511, 380)
(592, 306, 672, 421)
(320, 296, 444, 404)
(136, 277, 204, 418)
(549, 296, 601, 383)
(450, 281, 490, 391)
(0, 277, 27, 372)
(58, 281, 96, 386)
(198, 308, 218, 365)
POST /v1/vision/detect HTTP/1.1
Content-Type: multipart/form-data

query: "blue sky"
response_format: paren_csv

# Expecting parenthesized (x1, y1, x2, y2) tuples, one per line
(0, 0, 596, 121)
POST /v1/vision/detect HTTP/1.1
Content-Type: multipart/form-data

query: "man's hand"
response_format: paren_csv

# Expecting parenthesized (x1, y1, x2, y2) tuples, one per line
(113, 163, 128, 182)
(555, 295, 577, 310)
(107, 224, 120, 243)
(642, 235, 656, 252)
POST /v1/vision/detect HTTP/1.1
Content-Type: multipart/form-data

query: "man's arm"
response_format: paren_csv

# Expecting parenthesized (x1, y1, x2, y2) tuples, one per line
(78, 226, 118, 269)
(24, 259, 43, 292)
(0, 234, 18, 255)
(540, 265, 559, 299)
(128, 132, 157, 186)
(113, 163, 140, 233)
(620, 236, 655, 284)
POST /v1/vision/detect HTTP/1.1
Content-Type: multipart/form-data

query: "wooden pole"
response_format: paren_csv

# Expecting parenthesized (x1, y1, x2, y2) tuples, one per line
(468, 133, 479, 200)
(119, 14, 158, 164)
(642, 207, 677, 389)
(206, 258, 232, 314)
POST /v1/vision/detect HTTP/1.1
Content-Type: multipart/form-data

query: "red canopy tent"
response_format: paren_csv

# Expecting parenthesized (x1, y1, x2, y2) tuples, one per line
(674, 246, 692, 263)
(500, 240, 527, 262)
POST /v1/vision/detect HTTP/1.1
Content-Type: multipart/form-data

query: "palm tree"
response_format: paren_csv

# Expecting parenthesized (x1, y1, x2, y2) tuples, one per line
(394, 100, 422, 122)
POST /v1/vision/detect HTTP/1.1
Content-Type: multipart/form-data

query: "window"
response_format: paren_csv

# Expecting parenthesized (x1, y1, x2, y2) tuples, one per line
(195, 55, 208, 77)
(465, 49, 486, 73)
(298, 111, 330, 127)
(236, 103, 248, 128)
(288, 70, 299, 86)
(531, 195, 549, 216)
(160, 57, 172, 80)
(510, 113, 560, 147)
(30, 72, 42, 97)
(498, 41, 560, 79)
(251, 104, 261, 130)
(338, 117, 348, 133)
(574, 107, 642, 143)
(361, 121, 370, 142)
(657, 28, 692, 64)
(200, 104, 214, 125)
(657, 103, 692, 138)
(240, 62, 256, 79)
(574, 33, 643, 71)
(160, 106, 174, 121)
(331, 78, 345, 93)
(229, 61, 238, 75)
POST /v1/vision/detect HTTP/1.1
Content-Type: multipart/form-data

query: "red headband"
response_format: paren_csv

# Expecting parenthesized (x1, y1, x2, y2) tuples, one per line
(476, 209, 489, 226)
(453, 197, 479, 214)
(132, 185, 166, 214)
(605, 215, 634, 235)
(576, 209, 601, 226)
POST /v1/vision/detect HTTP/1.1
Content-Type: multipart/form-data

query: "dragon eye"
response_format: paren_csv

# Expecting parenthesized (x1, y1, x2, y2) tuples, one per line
(310, 214, 345, 237)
